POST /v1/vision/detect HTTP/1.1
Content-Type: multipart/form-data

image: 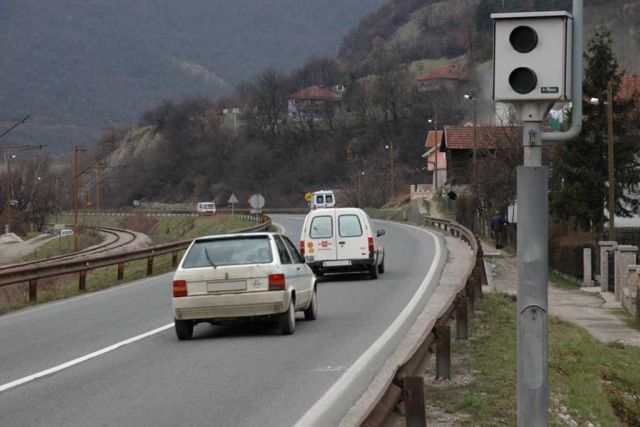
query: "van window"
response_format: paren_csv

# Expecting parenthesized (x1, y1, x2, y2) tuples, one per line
(338, 215, 363, 237)
(310, 216, 333, 238)
(315, 195, 324, 204)
(325, 194, 334, 204)
(274, 236, 292, 264)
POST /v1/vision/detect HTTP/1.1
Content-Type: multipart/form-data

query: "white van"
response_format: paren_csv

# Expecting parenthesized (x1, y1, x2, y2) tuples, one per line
(309, 190, 335, 210)
(299, 207, 385, 279)
(196, 202, 217, 215)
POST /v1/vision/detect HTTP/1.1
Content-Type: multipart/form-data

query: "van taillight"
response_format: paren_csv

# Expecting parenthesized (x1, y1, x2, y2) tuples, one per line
(173, 280, 187, 297)
(269, 274, 286, 291)
(299, 240, 305, 256)
(368, 237, 375, 258)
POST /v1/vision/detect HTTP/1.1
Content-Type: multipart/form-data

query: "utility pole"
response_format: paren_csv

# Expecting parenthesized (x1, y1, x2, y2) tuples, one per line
(385, 141, 395, 199)
(3, 150, 12, 234)
(472, 96, 477, 185)
(607, 82, 615, 240)
(73, 146, 78, 251)
(96, 161, 101, 231)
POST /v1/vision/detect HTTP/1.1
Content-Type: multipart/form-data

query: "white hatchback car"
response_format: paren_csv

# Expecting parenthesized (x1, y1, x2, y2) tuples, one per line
(172, 232, 317, 340)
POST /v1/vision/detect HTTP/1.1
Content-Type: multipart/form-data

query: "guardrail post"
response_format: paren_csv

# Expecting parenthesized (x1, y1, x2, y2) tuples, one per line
(147, 257, 154, 275)
(467, 278, 476, 312)
(29, 279, 37, 302)
(474, 264, 483, 300)
(403, 376, 427, 427)
(172, 252, 179, 268)
(79, 270, 87, 291)
(117, 263, 125, 281)
(435, 323, 451, 379)
(456, 295, 469, 340)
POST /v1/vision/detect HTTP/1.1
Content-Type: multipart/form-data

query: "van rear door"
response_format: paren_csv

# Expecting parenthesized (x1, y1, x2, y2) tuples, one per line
(306, 212, 336, 262)
(336, 213, 369, 261)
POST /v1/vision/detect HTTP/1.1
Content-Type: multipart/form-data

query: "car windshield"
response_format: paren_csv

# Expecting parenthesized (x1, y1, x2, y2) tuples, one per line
(182, 236, 272, 268)
(201, 203, 215, 209)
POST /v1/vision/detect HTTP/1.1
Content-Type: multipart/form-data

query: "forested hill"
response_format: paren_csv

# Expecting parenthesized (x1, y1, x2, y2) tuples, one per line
(0, 0, 386, 151)
(338, 0, 640, 78)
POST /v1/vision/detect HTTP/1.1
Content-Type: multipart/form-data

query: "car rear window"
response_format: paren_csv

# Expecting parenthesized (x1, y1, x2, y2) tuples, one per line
(315, 195, 324, 204)
(338, 215, 362, 237)
(309, 216, 333, 238)
(182, 236, 273, 268)
(325, 194, 334, 204)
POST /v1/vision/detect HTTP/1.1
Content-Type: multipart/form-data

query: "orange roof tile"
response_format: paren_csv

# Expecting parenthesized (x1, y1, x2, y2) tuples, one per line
(290, 85, 342, 101)
(617, 76, 640, 101)
(424, 130, 444, 148)
(444, 125, 522, 150)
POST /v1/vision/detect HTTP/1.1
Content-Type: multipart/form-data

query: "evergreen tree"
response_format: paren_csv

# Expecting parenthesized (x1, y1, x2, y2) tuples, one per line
(551, 27, 640, 231)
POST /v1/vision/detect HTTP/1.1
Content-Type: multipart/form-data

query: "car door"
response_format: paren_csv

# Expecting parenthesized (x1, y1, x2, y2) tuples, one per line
(307, 212, 337, 263)
(336, 213, 368, 261)
(281, 235, 313, 307)
(273, 235, 301, 304)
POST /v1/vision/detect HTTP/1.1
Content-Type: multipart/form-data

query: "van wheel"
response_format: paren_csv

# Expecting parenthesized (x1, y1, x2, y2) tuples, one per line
(369, 264, 379, 280)
(175, 319, 194, 340)
(304, 288, 318, 321)
(378, 259, 385, 274)
(279, 301, 296, 335)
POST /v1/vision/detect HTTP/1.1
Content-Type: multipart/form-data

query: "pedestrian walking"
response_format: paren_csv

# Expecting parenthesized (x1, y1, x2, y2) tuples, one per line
(490, 211, 507, 249)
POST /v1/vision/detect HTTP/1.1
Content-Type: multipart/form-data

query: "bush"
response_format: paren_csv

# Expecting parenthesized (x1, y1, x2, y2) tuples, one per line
(549, 226, 598, 279)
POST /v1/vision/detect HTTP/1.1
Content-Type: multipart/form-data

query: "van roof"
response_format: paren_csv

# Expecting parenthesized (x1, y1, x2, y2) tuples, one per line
(306, 207, 364, 216)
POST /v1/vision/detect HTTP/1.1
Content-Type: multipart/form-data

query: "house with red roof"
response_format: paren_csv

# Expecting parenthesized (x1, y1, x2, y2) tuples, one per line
(421, 130, 446, 188)
(617, 75, 640, 101)
(417, 64, 468, 91)
(443, 125, 522, 184)
(288, 85, 344, 122)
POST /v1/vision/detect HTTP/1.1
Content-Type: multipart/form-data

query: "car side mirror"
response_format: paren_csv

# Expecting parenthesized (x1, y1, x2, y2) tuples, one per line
(376, 229, 386, 237)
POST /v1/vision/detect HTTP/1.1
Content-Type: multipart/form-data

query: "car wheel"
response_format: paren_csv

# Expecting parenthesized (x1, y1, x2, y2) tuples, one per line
(369, 263, 379, 280)
(175, 319, 194, 340)
(304, 288, 318, 321)
(378, 258, 385, 274)
(279, 300, 296, 335)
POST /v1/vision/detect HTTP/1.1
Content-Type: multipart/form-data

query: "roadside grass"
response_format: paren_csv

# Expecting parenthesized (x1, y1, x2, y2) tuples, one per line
(1, 216, 256, 315)
(424, 293, 640, 426)
(609, 308, 640, 332)
(548, 270, 581, 290)
(22, 233, 101, 262)
(434, 195, 455, 220)
(365, 208, 405, 221)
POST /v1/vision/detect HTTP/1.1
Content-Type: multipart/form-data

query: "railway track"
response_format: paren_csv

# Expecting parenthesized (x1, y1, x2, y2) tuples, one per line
(0, 226, 139, 271)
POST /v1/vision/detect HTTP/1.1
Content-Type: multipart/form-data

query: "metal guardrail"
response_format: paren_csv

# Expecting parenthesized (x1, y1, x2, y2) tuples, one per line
(361, 215, 486, 427)
(0, 215, 272, 302)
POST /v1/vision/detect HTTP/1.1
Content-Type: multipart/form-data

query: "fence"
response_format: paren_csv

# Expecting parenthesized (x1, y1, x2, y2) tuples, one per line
(0, 217, 272, 302)
(362, 215, 486, 426)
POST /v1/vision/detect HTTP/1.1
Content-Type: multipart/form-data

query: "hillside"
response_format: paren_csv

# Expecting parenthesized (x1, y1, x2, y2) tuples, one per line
(0, 0, 387, 151)
(338, 0, 640, 78)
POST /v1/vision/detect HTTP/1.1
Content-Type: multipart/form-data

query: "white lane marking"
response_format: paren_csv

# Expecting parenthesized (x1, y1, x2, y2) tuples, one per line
(295, 222, 443, 427)
(0, 323, 174, 394)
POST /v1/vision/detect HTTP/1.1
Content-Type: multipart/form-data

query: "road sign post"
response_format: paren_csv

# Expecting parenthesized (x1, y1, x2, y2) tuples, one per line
(492, 2, 583, 425)
(228, 193, 239, 216)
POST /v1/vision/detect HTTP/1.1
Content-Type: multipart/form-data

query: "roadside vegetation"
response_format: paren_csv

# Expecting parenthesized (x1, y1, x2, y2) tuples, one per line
(421, 293, 640, 426)
(0, 214, 258, 315)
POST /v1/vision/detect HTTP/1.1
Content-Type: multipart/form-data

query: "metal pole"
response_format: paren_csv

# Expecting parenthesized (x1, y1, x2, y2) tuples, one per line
(607, 82, 615, 240)
(390, 141, 395, 198)
(73, 146, 79, 251)
(96, 161, 101, 231)
(3, 150, 10, 233)
(434, 119, 439, 191)
(472, 96, 477, 185)
(518, 111, 549, 427)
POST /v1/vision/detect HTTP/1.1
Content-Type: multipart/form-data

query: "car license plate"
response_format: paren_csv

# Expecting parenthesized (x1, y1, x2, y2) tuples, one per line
(206, 280, 246, 293)
(324, 260, 351, 267)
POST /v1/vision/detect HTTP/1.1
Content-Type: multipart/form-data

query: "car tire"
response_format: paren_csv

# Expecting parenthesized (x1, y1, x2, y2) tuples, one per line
(175, 319, 194, 340)
(378, 258, 385, 274)
(369, 263, 379, 280)
(304, 288, 318, 321)
(279, 300, 296, 335)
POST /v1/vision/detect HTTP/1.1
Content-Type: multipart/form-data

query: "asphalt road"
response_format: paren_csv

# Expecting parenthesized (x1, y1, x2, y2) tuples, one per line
(0, 215, 441, 427)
